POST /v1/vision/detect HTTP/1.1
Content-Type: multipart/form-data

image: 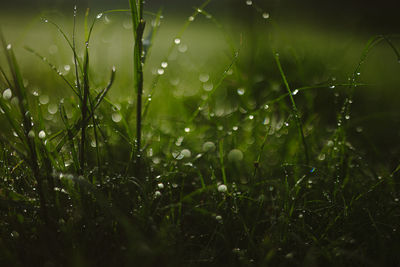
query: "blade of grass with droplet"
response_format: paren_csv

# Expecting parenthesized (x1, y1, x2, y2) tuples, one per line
(142, 0, 212, 120)
(274, 51, 309, 165)
(24, 46, 81, 99)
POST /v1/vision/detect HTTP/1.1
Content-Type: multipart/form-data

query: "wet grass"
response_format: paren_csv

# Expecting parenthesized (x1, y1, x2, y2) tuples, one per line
(0, 1, 400, 266)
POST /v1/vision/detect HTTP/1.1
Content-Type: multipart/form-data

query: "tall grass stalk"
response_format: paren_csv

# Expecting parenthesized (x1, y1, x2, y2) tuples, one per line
(274, 52, 309, 164)
(129, 0, 145, 175)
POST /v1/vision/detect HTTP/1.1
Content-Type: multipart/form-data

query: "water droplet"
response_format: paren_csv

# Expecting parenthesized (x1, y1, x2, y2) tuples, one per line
(174, 38, 181, 45)
(161, 61, 168, 68)
(104, 15, 111, 24)
(28, 130, 35, 138)
(2, 89, 12, 100)
(112, 113, 122, 122)
(91, 140, 97, 148)
(38, 130, 46, 139)
(10, 231, 19, 238)
(285, 252, 294, 259)
(202, 141, 216, 152)
(181, 149, 191, 158)
(188, 16, 195, 21)
(261, 12, 270, 19)
(298, 213, 304, 219)
(154, 191, 162, 197)
(6, 44, 12, 50)
(218, 184, 228, 193)
(203, 82, 213, 91)
(356, 72, 361, 76)
(237, 87, 245, 95)
(356, 127, 363, 133)
(96, 13, 103, 19)
(394, 198, 399, 202)
(318, 154, 326, 161)
(157, 183, 164, 189)
(345, 115, 350, 120)
(232, 126, 239, 131)
(215, 215, 222, 221)
(329, 85, 335, 89)
(157, 68, 165, 75)
(249, 115, 254, 120)
(246, 0, 253, 5)
(264, 104, 269, 110)
(178, 44, 188, 53)
(199, 73, 210, 83)
(48, 104, 58, 114)
(39, 95, 49, 105)
(292, 89, 299, 95)
(228, 149, 244, 162)
(184, 127, 190, 133)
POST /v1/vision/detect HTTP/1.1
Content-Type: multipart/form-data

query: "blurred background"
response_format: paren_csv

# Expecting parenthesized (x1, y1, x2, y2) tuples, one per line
(1, 0, 399, 33)
(0, 0, 399, 167)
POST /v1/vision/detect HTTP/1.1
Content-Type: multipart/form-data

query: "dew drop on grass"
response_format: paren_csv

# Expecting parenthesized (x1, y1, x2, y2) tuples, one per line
(38, 130, 46, 139)
(28, 130, 35, 138)
(215, 215, 222, 221)
(232, 126, 239, 131)
(181, 149, 191, 158)
(64, 65, 71, 72)
(184, 127, 190, 133)
(174, 38, 181, 45)
(263, 117, 270, 125)
(218, 184, 227, 193)
(104, 15, 111, 24)
(3, 89, 12, 100)
(264, 104, 269, 110)
(157, 68, 165, 75)
(96, 13, 103, 19)
(246, 0, 253, 5)
(249, 115, 254, 120)
(228, 149, 244, 162)
(39, 95, 49, 105)
(203, 82, 213, 91)
(262, 12, 270, 19)
(154, 191, 162, 198)
(345, 115, 350, 120)
(292, 89, 299, 95)
(161, 62, 168, 68)
(329, 85, 335, 89)
(157, 183, 164, 189)
(318, 154, 326, 161)
(188, 16, 195, 21)
(178, 44, 188, 53)
(90, 140, 97, 148)
(237, 88, 245, 95)
(112, 113, 122, 123)
(199, 73, 209, 83)
(6, 44, 12, 50)
(48, 104, 58, 115)
(202, 141, 216, 152)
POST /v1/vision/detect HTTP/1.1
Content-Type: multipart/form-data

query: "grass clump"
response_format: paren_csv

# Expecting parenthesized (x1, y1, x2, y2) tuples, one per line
(0, 1, 400, 266)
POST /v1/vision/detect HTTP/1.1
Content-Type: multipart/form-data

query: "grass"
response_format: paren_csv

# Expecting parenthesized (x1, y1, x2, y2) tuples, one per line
(1, 1, 400, 266)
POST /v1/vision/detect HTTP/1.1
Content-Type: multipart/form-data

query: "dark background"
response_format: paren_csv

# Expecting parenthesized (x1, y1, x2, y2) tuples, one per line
(1, 0, 399, 34)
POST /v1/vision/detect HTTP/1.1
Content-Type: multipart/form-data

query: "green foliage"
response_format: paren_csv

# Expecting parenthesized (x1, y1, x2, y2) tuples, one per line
(0, 1, 400, 266)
